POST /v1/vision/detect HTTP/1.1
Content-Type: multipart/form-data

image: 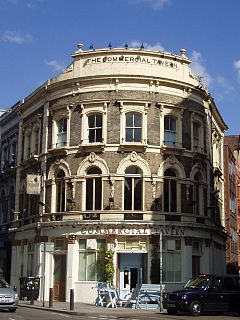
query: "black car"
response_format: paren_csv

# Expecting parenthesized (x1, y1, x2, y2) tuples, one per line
(163, 274, 240, 316)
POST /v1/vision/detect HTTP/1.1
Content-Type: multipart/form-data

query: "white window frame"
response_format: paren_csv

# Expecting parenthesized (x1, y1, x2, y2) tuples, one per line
(160, 106, 182, 148)
(191, 113, 204, 153)
(51, 106, 71, 149)
(119, 101, 148, 145)
(81, 102, 108, 145)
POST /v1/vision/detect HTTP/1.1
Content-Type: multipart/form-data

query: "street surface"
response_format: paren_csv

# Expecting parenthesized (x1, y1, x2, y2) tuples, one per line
(0, 308, 239, 320)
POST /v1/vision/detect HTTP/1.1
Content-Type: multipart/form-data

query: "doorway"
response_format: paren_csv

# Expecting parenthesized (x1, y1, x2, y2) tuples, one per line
(53, 255, 66, 301)
(118, 253, 146, 299)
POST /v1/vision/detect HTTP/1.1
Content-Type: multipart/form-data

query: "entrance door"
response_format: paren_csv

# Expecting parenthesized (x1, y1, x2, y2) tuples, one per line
(53, 255, 66, 301)
(119, 253, 143, 299)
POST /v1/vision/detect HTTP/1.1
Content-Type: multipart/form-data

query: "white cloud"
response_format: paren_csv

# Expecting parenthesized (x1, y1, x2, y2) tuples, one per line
(129, 40, 164, 51)
(129, 0, 171, 10)
(44, 60, 64, 72)
(233, 59, 240, 82)
(2, 31, 32, 44)
(216, 75, 234, 93)
(190, 51, 212, 87)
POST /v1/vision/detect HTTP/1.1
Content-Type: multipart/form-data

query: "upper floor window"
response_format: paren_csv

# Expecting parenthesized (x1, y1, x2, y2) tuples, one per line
(32, 126, 40, 155)
(87, 114, 102, 143)
(119, 101, 148, 146)
(163, 168, 177, 212)
(86, 167, 102, 210)
(56, 170, 66, 212)
(164, 116, 177, 146)
(124, 166, 142, 210)
(125, 112, 142, 142)
(56, 118, 67, 148)
(1, 145, 8, 172)
(192, 120, 204, 152)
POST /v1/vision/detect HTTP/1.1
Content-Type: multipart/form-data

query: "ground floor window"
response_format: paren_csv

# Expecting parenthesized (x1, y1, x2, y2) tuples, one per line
(78, 239, 105, 281)
(162, 239, 181, 282)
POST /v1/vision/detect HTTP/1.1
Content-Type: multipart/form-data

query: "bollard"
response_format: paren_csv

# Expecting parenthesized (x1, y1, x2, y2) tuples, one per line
(70, 289, 74, 310)
(49, 288, 53, 308)
(30, 285, 35, 305)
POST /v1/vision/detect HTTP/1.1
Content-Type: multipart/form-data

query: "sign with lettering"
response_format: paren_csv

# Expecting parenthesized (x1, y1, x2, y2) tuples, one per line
(84, 55, 179, 69)
(26, 174, 41, 195)
(76, 225, 185, 236)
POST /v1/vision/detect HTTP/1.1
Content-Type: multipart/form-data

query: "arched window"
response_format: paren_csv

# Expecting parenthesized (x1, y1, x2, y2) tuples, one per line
(124, 166, 142, 210)
(56, 170, 66, 212)
(163, 168, 177, 212)
(164, 116, 177, 146)
(87, 113, 103, 143)
(57, 118, 67, 147)
(86, 167, 102, 210)
(125, 112, 142, 142)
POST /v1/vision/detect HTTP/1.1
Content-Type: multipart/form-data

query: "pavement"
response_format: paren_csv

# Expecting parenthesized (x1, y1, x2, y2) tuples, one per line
(19, 300, 166, 316)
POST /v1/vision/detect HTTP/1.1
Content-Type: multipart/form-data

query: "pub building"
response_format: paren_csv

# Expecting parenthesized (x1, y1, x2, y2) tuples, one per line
(5, 44, 227, 302)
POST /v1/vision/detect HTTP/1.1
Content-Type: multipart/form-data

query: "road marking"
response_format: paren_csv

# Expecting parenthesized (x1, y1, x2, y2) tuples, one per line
(50, 312, 71, 318)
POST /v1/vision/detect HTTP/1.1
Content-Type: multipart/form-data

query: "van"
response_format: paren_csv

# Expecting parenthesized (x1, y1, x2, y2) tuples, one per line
(163, 274, 240, 316)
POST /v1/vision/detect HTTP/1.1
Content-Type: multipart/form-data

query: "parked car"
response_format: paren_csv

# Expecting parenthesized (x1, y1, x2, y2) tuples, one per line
(0, 279, 19, 312)
(163, 274, 240, 316)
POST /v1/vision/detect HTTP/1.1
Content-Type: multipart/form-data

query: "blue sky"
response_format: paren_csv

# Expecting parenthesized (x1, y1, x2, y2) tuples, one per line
(0, 0, 239, 134)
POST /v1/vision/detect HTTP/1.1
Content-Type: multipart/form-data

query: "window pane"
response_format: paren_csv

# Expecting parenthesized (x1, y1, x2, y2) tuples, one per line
(96, 128, 102, 142)
(88, 115, 95, 128)
(164, 116, 169, 130)
(134, 114, 142, 127)
(126, 128, 133, 142)
(170, 180, 177, 212)
(170, 117, 176, 131)
(124, 178, 132, 210)
(126, 114, 133, 126)
(79, 252, 86, 280)
(95, 177, 102, 210)
(79, 239, 86, 249)
(87, 252, 96, 281)
(134, 128, 141, 142)
(134, 178, 142, 210)
(125, 166, 141, 174)
(86, 179, 93, 210)
(175, 253, 181, 281)
(96, 115, 102, 127)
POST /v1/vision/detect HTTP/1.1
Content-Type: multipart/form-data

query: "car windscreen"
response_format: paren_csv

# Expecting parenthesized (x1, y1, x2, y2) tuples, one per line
(184, 276, 210, 289)
(0, 279, 10, 288)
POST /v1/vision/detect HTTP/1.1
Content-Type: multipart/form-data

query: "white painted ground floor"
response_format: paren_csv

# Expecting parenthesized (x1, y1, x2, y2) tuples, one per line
(10, 222, 226, 303)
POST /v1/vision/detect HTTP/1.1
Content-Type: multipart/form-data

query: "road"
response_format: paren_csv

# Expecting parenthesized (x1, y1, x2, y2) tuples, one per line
(0, 308, 239, 320)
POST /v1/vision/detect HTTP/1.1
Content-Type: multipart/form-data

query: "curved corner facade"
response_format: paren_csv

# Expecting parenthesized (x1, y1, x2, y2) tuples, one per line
(3, 47, 227, 302)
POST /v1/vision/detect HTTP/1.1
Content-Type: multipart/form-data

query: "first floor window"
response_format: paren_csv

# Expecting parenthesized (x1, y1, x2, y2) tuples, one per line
(57, 118, 67, 147)
(86, 167, 102, 210)
(124, 166, 142, 210)
(164, 115, 176, 146)
(125, 112, 142, 142)
(56, 170, 66, 212)
(162, 239, 181, 282)
(163, 169, 177, 212)
(88, 113, 102, 143)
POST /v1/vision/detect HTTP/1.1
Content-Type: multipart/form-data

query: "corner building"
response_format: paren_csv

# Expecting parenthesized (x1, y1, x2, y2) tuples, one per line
(9, 45, 227, 302)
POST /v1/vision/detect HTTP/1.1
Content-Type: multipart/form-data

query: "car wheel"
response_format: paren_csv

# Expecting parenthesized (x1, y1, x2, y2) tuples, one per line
(167, 308, 177, 315)
(9, 308, 16, 312)
(189, 300, 202, 316)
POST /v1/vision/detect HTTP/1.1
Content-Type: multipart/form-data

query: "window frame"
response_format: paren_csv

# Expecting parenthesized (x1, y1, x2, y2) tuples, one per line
(119, 101, 148, 146)
(124, 166, 143, 211)
(81, 102, 108, 145)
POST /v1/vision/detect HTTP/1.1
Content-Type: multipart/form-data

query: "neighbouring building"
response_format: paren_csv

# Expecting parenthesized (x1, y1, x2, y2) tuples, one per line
(0, 44, 228, 303)
(0, 103, 19, 282)
(224, 135, 240, 274)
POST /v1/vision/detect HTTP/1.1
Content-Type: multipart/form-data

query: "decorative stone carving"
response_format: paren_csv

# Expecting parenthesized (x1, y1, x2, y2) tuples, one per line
(89, 152, 96, 163)
(130, 151, 138, 162)
(66, 234, 76, 244)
